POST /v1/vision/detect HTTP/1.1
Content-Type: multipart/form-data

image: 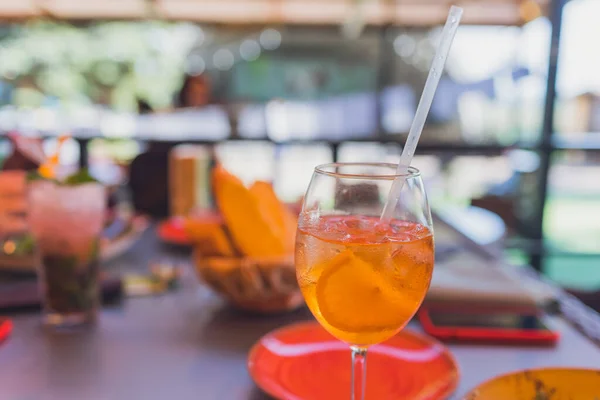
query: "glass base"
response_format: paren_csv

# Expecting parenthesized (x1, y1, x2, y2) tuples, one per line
(42, 310, 97, 329)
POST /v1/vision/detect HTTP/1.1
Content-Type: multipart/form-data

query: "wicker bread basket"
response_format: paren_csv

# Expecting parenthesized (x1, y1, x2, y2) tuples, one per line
(193, 250, 303, 313)
(188, 165, 303, 313)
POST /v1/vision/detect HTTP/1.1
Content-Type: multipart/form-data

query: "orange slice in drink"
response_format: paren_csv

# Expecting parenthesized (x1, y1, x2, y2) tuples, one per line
(316, 250, 410, 333)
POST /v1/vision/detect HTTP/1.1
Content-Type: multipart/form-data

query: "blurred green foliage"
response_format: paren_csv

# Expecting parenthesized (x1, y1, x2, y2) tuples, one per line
(0, 20, 198, 111)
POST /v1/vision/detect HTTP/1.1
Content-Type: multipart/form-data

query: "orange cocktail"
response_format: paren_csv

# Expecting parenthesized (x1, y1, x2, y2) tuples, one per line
(296, 214, 433, 346)
(296, 162, 434, 400)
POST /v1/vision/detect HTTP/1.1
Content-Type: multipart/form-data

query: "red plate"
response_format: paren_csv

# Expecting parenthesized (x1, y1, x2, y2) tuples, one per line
(248, 322, 459, 400)
(157, 218, 191, 245)
(0, 319, 12, 343)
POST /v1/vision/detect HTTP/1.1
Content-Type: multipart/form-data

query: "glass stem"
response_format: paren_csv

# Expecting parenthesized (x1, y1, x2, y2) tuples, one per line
(350, 346, 367, 400)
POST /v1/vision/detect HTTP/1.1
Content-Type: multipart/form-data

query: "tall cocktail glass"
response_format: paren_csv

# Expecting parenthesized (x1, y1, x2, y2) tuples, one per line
(28, 180, 105, 328)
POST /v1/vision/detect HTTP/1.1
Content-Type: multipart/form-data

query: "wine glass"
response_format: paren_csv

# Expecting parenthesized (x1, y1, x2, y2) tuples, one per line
(295, 163, 434, 400)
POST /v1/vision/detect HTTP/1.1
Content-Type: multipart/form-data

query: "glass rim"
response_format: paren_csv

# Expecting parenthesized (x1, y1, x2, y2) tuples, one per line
(314, 162, 421, 180)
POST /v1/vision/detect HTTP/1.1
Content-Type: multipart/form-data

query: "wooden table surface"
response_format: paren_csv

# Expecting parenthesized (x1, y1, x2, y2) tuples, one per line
(1, 228, 600, 400)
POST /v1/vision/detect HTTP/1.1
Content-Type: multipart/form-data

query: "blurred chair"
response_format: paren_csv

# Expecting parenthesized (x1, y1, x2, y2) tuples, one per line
(128, 141, 173, 218)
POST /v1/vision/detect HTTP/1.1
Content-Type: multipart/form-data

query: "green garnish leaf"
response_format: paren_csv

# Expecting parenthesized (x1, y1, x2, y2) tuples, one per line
(26, 170, 50, 182)
(63, 169, 99, 185)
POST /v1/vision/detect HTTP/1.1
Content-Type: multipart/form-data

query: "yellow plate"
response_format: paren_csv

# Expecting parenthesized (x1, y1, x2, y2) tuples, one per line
(463, 368, 600, 400)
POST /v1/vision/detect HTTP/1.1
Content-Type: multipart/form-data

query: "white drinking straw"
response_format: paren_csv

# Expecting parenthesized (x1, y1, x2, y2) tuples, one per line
(380, 5, 463, 222)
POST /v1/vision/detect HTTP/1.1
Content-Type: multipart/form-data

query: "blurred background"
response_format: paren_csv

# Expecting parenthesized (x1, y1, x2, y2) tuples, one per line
(0, 0, 598, 293)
